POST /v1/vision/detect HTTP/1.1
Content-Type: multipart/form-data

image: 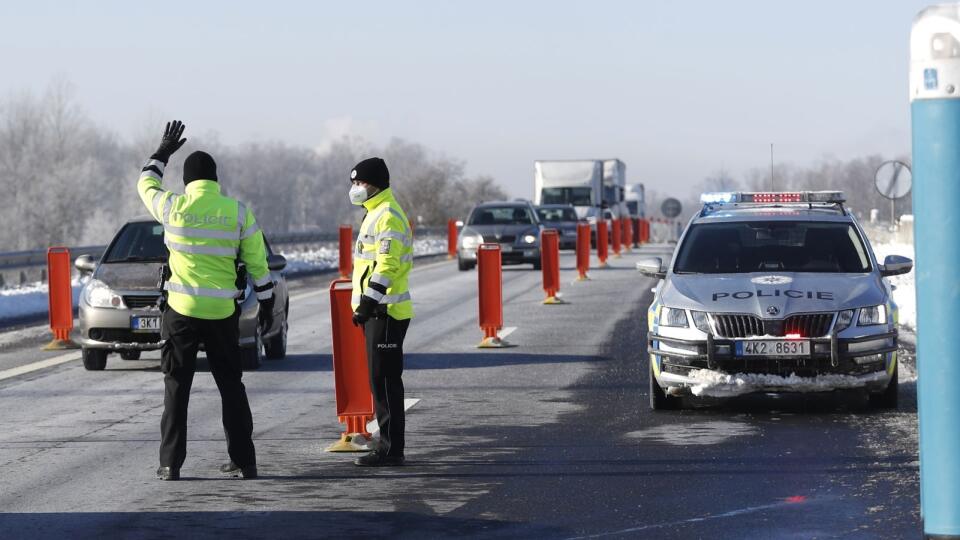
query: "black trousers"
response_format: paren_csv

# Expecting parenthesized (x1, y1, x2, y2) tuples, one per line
(159, 307, 255, 469)
(364, 315, 410, 457)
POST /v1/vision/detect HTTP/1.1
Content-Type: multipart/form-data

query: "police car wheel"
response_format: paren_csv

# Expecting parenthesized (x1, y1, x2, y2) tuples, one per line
(649, 363, 680, 410)
(868, 368, 899, 409)
(82, 348, 108, 371)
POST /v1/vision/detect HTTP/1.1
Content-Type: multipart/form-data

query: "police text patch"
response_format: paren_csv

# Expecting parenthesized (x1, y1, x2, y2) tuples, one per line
(379, 239, 391, 254)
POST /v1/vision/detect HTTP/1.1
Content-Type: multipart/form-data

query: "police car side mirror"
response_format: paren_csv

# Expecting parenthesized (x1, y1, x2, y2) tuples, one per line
(267, 254, 287, 272)
(636, 257, 665, 279)
(880, 254, 913, 277)
(74, 254, 96, 274)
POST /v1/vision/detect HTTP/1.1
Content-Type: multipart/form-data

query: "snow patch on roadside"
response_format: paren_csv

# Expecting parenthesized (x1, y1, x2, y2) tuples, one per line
(0, 280, 83, 323)
(687, 368, 889, 398)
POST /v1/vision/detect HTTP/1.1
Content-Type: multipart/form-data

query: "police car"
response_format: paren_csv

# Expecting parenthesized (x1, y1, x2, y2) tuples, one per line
(638, 191, 913, 410)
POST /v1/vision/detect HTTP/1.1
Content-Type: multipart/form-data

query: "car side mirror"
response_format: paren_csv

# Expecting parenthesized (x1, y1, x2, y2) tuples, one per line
(74, 254, 96, 274)
(267, 254, 287, 272)
(880, 254, 913, 277)
(636, 257, 665, 279)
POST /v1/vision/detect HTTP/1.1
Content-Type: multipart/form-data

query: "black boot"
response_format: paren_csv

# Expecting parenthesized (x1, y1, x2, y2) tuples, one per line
(156, 466, 180, 481)
(354, 451, 405, 467)
(220, 461, 258, 479)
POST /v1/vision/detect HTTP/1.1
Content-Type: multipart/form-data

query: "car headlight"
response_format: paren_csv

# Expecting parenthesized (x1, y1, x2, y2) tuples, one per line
(523, 234, 537, 244)
(461, 234, 483, 249)
(690, 311, 711, 333)
(83, 279, 125, 309)
(835, 309, 854, 333)
(660, 306, 689, 327)
(857, 305, 887, 326)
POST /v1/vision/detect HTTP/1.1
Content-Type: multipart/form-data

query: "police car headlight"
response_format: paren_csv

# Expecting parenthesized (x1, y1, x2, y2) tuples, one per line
(523, 234, 537, 244)
(660, 307, 689, 327)
(83, 279, 126, 309)
(857, 305, 887, 326)
(834, 309, 855, 333)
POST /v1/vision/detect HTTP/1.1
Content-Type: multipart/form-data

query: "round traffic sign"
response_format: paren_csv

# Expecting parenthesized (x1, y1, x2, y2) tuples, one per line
(874, 161, 912, 200)
(661, 198, 682, 218)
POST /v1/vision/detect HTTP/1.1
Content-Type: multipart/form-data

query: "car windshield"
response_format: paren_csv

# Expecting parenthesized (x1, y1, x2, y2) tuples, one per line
(673, 221, 871, 274)
(103, 222, 169, 263)
(540, 187, 593, 206)
(537, 207, 578, 222)
(469, 206, 536, 225)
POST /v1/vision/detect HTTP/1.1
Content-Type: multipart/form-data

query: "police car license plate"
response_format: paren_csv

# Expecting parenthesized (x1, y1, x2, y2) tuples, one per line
(736, 340, 809, 357)
(500, 245, 513, 252)
(131, 316, 160, 332)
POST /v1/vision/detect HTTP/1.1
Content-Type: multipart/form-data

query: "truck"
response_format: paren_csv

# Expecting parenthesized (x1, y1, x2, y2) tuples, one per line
(625, 183, 645, 218)
(602, 159, 628, 218)
(533, 160, 603, 219)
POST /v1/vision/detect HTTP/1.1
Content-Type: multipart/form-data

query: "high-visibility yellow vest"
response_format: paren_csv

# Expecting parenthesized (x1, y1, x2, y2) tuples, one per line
(351, 188, 414, 320)
(137, 159, 272, 320)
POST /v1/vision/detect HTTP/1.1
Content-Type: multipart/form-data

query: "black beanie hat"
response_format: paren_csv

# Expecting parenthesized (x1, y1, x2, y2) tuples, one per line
(183, 151, 218, 185)
(350, 157, 389, 189)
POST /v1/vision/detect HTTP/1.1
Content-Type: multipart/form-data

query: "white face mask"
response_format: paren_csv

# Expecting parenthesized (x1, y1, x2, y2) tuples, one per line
(349, 184, 369, 205)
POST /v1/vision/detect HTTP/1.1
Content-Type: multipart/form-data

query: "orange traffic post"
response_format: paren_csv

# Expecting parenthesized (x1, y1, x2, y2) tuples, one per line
(43, 247, 79, 350)
(642, 218, 650, 243)
(540, 229, 564, 304)
(622, 217, 633, 252)
(326, 279, 375, 452)
(338, 225, 352, 279)
(576, 222, 591, 281)
(447, 218, 458, 259)
(597, 219, 609, 268)
(611, 218, 622, 258)
(477, 243, 510, 348)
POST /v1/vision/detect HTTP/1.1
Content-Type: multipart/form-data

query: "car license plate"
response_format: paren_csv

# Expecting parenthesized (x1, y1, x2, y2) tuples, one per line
(736, 340, 809, 357)
(131, 316, 161, 332)
(500, 245, 513, 253)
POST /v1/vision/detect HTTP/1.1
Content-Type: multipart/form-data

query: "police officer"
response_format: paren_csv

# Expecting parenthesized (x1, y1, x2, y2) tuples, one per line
(138, 121, 274, 481)
(349, 157, 414, 467)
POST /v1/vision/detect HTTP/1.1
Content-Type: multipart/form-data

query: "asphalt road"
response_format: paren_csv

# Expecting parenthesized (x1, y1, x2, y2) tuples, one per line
(0, 246, 920, 539)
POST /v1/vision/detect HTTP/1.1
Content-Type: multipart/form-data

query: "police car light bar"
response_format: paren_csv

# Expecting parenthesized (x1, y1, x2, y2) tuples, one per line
(700, 191, 845, 205)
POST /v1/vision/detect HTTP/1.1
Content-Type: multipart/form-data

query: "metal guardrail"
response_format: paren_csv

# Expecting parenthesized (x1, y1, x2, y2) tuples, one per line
(0, 226, 448, 270)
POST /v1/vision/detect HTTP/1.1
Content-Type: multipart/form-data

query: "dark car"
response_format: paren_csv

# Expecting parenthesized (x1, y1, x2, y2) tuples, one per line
(75, 217, 290, 371)
(457, 201, 543, 271)
(535, 204, 580, 250)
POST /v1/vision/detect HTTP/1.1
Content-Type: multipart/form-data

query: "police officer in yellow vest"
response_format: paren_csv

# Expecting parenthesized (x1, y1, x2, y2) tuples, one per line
(137, 121, 273, 481)
(349, 157, 414, 467)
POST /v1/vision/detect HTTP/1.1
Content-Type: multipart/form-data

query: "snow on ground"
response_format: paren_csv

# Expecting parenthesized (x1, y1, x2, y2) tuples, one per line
(686, 369, 889, 398)
(0, 237, 448, 323)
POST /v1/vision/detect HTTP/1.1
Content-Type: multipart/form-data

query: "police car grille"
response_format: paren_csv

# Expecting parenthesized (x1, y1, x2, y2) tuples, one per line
(123, 295, 160, 309)
(712, 314, 764, 338)
(783, 313, 833, 337)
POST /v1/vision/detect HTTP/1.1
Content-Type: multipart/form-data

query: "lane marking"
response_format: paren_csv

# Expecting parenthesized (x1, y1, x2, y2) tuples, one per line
(366, 398, 421, 434)
(498, 326, 517, 340)
(0, 351, 79, 382)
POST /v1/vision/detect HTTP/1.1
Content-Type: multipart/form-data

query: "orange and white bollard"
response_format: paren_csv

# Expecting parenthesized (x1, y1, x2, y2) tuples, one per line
(447, 218, 457, 259)
(576, 222, 591, 281)
(43, 247, 79, 350)
(540, 229, 564, 304)
(338, 225, 352, 279)
(611, 218, 622, 258)
(477, 244, 509, 347)
(325, 279, 374, 452)
(597, 219, 609, 268)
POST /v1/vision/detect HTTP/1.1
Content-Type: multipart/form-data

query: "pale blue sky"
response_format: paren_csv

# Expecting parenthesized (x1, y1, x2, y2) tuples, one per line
(0, 1, 931, 197)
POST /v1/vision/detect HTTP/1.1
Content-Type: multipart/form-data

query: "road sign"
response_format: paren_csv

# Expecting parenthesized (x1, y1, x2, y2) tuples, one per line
(874, 160, 912, 200)
(661, 198, 682, 218)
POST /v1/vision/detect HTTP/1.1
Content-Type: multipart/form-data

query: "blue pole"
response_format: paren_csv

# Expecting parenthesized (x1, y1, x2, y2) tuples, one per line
(911, 5, 960, 538)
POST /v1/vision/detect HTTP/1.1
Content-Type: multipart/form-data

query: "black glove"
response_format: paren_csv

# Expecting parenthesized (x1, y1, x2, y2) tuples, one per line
(151, 120, 187, 163)
(352, 296, 376, 327)
(258, 296, 275, 332)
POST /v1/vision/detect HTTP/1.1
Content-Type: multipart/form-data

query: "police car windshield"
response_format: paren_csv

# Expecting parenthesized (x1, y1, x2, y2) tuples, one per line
(536, 207, 578, 222)
(103, 222, 169, 263)
(469, 207, 536, 225)
(673, 221, 871, 274)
